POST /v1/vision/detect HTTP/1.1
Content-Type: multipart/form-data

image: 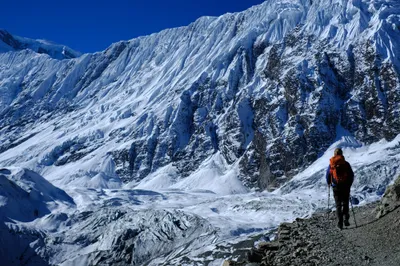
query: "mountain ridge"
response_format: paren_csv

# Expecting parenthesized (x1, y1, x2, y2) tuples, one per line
(0, 29, 81, 59)
(0, 0, 399, 191)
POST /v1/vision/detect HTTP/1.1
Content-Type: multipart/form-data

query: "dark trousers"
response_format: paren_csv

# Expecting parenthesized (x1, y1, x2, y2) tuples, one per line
(333, 186, 350, 226)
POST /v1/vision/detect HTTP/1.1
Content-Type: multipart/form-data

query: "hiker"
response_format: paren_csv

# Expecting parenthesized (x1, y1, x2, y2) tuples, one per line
(326, 148, 354, 230)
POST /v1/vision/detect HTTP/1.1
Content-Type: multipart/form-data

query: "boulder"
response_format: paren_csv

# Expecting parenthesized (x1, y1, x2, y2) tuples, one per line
(376, 175, 400, 219)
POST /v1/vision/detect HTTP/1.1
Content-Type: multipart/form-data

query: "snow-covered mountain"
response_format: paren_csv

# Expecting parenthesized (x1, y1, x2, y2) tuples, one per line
(1, 0, 399, 191)
(0, 29, 81, 60)
(1, 0, 400, 265)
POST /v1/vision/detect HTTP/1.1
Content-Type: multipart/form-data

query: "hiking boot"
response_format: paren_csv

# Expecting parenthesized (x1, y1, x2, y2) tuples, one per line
(344, 220, 350, 226)
(337, 223, 343, 230)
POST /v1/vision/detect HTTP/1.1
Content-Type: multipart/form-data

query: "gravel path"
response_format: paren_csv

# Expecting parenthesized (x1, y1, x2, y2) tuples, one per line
(339, 204, 400, 266)
(308, 202, 400, 266)
(224, 177, 400, 266)
(225, 202, 400, 266)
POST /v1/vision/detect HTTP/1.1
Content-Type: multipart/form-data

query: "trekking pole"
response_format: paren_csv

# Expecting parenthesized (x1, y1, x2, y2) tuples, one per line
(350, 195, 358, 228)
(327, 185, 331, 219)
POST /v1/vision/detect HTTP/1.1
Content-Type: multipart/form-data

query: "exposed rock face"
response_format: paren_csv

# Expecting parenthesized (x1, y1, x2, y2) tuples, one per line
(376, 175, 400, 218)
(0, 1, 400, 190)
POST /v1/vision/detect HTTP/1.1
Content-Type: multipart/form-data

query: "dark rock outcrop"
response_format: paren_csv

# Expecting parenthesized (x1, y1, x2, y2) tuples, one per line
(376, 175, 400, 218)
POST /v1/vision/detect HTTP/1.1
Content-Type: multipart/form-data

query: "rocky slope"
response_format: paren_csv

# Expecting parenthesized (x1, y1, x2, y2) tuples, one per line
(225, 175, 400, 266)
(0, 0, 399, 191)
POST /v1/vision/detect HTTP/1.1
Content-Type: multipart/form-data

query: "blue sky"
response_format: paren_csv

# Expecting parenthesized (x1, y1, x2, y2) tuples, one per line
(2, 0, 264, 53)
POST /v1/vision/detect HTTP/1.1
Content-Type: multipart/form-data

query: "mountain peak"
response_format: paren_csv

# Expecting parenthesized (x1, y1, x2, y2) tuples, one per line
(0, 29, 81, 60)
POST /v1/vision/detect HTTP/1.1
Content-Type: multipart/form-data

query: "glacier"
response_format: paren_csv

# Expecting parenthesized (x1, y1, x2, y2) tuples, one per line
(1, 136, 399, 265)
(1, 0, 400, 265)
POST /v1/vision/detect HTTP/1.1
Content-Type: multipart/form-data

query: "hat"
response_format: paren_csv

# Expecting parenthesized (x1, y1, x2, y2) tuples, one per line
(334, 148, 343, 156)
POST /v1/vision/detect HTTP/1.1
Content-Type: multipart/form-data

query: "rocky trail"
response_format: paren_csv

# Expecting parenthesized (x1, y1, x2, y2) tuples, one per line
(225, 176, 400, 266)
